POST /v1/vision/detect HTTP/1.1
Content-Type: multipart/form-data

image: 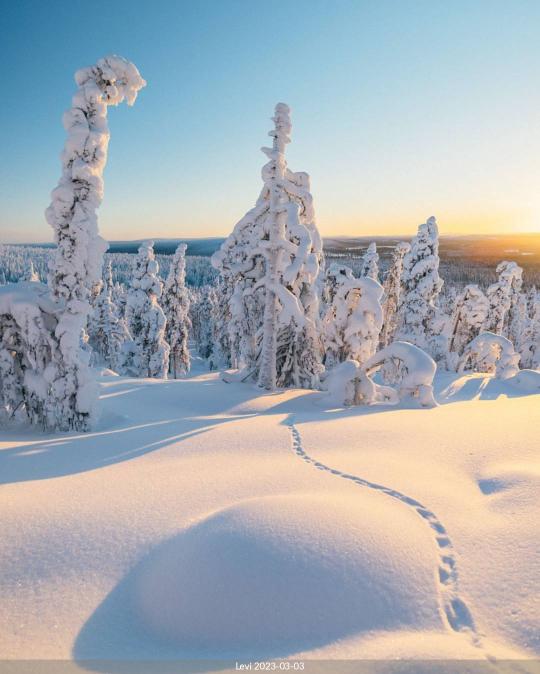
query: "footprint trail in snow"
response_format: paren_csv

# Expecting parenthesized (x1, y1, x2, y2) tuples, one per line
(286, 415, 485, 651)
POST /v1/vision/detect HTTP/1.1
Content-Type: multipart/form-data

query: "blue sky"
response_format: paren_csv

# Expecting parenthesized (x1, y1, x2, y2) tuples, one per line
(2, 0, 540, 242)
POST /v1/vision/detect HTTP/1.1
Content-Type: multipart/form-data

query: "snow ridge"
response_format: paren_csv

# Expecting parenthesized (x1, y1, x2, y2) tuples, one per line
(286, 416, 485, 650)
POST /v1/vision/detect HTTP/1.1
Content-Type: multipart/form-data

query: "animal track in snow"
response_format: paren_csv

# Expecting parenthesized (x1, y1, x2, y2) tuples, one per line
(286, 416, 484, 649)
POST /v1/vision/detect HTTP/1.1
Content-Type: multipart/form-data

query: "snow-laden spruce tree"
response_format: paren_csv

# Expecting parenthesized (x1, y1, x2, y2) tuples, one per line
(379, 241, 410, 348)
(520, 286, 540, 369)
(483, 261, 522, 336)
(395, 216, 445, 357)
(162, 243, 191, 377)
(24, 260, 40, 283)
(210, 279, 232, 370)
(125, 241, 170, 378)
(87, 260, 130, 371)
(447, 284, 489, 367)
(45, 55, 145, 430)
(322, 264, 383, 368)
(212, 103, 324, 389)
(191, 285, 216, 362)
(0, 283, 59, 425)
(361, 242, 379, 282)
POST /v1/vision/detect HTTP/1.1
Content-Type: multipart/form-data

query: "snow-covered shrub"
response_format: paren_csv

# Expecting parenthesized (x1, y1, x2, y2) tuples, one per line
(87, 261, 130, 370)
(361, 242, 379, 281)
(125, 241, 170, 378)
(323, 341, 437, 408)
(322, 263, 383, 368)
(162, 244, 191, 377)
(213, 103, 324, 390)
(447, 284, 489, 369)
(43, 55, 145, 430)
(483, 261, 523, 336)
(396, 217, 446, 359)
(379, 241, 410, 348)
(458, 332, 520, 380)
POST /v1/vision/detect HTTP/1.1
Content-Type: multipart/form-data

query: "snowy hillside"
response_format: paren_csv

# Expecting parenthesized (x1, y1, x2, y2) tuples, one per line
(0, 363, 538, 667)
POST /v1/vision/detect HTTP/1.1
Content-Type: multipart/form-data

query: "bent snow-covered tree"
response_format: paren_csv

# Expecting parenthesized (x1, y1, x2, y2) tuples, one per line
(1, 56, 145, 430)
(126, 241, 170, 379)
(162, 243, 191, 377)
(213, 103, 324, 390)
(458, 332, 520, 380)
(324, 341, 437, 409)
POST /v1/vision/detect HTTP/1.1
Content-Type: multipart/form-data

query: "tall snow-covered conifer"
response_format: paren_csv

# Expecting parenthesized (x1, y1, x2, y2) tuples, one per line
(520, 287, 540, 369)
(361, 242, 379, 282)
(162, 243, 191, 377)
(483, 261, 522, 336)
(87, 260, 130, 370)
(379, 241, 410, 348)
(396, 216, 445, 356)
(45, 55, 145, 430)
(213, 103, 323, 390)
(126, 241, 170, 379)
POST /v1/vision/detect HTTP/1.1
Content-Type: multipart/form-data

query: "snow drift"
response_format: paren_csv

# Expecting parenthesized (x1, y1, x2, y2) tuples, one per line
(132, 492, 441, 656)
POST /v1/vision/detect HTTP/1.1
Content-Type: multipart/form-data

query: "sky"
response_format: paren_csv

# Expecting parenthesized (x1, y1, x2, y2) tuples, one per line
(1, 0, 540, 243)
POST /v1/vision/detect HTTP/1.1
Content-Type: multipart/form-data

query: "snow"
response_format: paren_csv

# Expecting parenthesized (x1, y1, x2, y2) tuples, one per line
(133, 493, 440, 656)
(0, 362, 538, 662)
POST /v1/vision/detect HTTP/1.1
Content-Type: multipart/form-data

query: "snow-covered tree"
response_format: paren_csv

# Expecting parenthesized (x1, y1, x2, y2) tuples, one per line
(520, 287, 540, 369)
(87, 261, 130, 370)
(361, 242, 379, 282)
(162, 243, 191, 377)
(0, 282, 60, 425)
(125, 241, 170, 378)
(43, 55, 145, 430)
(458, 332, 520, 380)
(396, 216, 445, 357)
(24, 260, 40, 283)
(209, 279, 232, 370)
(324, 341, 437, 408)
(447, 284, 489, 367)
(379, 241, 410, 348)
(322, 264, 383, 368)
(483, 261, 522, 336)
(191, 285, 216, 362)
(213, 103, 324, 390)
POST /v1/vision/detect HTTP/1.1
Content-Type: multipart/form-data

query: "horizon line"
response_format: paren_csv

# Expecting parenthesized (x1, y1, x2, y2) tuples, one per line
(3, 232, 540, 246)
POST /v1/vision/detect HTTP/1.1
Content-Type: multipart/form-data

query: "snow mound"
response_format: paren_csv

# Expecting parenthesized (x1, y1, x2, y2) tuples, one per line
(508, 368, 540, 392)
(478, 464, 540, 510)
(133, 493, 441, 656)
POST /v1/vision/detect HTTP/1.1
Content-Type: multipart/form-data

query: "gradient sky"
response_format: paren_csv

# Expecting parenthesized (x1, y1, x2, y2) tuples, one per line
(2, 0, 540, 243)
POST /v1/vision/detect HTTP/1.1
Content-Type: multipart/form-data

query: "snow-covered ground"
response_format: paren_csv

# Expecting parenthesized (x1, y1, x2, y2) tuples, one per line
(0, 360, 539, 669)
